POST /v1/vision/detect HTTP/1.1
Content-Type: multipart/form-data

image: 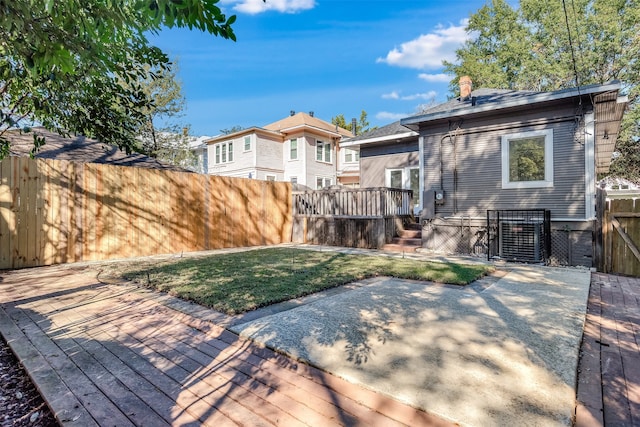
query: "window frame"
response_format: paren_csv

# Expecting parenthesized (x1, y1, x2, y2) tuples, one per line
(501, 129, 554, 189)
(344, 147, 359, 163)
(213, 141, 234, 164)
(316, 140, 332, 163)
(265, 174, 276, 182)
(385, 168, 404, 189)
(243, 136, 251, 152)
(316, 176, 332, 189)
(289, 138, 298, 161)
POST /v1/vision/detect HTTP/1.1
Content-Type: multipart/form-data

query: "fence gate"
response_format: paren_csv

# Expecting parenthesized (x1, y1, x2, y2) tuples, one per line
(487, 209, 551, 263)
(596, 188, 640, 276)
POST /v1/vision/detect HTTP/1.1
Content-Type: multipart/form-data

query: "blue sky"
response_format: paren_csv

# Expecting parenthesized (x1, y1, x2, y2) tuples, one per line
(150, 0, 498, 136)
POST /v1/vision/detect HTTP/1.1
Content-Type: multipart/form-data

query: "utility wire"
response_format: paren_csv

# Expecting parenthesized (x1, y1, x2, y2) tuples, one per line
(562, 0, 581, 92)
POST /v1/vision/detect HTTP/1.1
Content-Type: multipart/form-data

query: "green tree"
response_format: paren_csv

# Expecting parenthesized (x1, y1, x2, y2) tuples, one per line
(0, 0, 240, 158)
(509, 138, 545, 182)
(444, 0, 640, 181)
(137, 63, 186, 157)
(331, 110, 377, 136)
(220, 126, 245, 135)
(154, 126, 201, 171)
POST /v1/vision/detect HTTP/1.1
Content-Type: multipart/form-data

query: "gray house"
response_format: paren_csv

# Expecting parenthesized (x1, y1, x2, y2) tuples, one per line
(344, 79, 627, 266)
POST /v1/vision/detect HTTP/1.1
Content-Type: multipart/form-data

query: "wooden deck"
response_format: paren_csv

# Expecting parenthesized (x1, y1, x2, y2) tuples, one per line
(0, 264, 452, 427)
(576, 273, 640, 426)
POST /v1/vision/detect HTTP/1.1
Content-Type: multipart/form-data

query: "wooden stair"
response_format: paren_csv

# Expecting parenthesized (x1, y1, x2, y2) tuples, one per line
(381, 222, 422, 253)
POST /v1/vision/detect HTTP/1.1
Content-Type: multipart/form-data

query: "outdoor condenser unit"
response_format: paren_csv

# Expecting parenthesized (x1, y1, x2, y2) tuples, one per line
(499, 220, 544, 262)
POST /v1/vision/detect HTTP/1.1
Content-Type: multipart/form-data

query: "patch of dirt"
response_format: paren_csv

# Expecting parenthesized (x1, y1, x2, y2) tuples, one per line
(0, 336, 58, 427)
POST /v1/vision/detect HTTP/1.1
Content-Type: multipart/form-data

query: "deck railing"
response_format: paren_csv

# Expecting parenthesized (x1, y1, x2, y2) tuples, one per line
(293, 187, 413, 218)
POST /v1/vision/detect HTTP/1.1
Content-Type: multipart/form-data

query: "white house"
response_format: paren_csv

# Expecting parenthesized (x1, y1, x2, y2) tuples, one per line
(204, 112, 358, 188)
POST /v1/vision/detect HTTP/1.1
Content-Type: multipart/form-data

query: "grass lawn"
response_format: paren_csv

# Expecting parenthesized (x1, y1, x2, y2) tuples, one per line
(110, 248, 492, 315)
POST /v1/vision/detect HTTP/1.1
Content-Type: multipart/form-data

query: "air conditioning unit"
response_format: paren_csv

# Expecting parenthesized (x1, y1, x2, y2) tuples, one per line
(499, 220, 544, 262)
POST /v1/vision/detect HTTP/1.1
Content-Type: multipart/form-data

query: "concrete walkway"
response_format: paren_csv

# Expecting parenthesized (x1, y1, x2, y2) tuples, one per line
(0, 263, 450, 427)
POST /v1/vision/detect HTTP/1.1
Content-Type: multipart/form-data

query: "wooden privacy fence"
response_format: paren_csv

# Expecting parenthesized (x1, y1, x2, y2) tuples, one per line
(293, 187, 413, 217)
(0, 157, 292, 269)
(595, 187, 640, 276)
(292, 188, 414, 249)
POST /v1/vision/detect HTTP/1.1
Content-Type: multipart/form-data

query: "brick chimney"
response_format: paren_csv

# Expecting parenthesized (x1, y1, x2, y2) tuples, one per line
(459, 76, 472, 99)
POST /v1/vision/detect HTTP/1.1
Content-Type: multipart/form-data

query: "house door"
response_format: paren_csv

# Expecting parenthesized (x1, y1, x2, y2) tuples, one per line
(386, 167, 420, 214)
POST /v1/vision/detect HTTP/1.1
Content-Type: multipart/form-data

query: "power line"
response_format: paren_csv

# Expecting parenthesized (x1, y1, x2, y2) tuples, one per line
(562, 0, 581, 91)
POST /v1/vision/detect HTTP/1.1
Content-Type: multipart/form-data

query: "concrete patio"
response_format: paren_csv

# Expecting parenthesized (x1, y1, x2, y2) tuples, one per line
(230, 264, 592, 426)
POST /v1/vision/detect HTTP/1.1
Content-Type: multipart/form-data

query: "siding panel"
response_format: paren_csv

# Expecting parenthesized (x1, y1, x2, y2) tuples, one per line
(422, 108, 587, 220)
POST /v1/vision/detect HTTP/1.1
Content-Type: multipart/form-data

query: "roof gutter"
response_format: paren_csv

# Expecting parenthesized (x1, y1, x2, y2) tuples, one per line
(276, 123, 347, 139)
(340, 131, 419, 148)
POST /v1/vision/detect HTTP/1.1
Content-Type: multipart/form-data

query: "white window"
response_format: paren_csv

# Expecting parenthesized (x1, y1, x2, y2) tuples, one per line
(344, 148, 359, 163)
(214, 141, 234, 164)
(290, 176, 298, 184)
(290, 138, 298, 160)
(266, 175, 276, 181)
(316, 140, 331, 163)
(316, 177, 332, 189)
(244, 136, 251, 152)
(387, 169, 403, 189)
(386, 167, 420, 212)
(501, 129, 553, 189)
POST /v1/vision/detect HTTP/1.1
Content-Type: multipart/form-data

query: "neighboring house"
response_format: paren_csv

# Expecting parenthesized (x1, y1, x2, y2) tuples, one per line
(341, 121, 419, 209)
(188, 135, 210, 174)
(345, 78, 628, 266)
(204, 112, 356, 188)
(6, 127, 188, 172)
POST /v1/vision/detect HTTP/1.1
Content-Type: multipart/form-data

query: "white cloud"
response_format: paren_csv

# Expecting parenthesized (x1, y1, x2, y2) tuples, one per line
(226, 0, 316, 14)
(401, 91, 437, 101)
(376, 111, 407, 121)
(377, 20, 471, 69)
(418, 73, 451, 83)
(382, 90, 437, 101)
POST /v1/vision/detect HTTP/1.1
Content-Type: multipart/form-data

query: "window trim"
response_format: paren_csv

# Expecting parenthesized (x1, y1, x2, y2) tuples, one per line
(316, 140, 332, 163)
(213, 141, 234, 165)
(265, 174, 276, 182)
(316, 176, 333, 189)
(289, 138, 298, 161)
(385, 168, 404, 189)
(501, 129, 553, 189)
(243, 135, 251, 152)
(343, 147, 359, 164)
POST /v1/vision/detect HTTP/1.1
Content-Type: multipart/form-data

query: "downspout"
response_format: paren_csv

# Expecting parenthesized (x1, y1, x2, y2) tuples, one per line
(453, 131, 458, 215)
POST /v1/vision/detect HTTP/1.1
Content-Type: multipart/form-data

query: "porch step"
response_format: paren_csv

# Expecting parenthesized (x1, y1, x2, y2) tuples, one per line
(381, 243, 421, 253)
(399, 229, 421, 239)
(381, 221, 422, 253)
(391, 237, 422, 246)
(404, 222, 422, 231)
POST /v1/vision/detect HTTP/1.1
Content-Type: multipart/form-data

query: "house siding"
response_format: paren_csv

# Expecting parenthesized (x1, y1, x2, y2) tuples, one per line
(283, 132, 306, 184)
(422, 105, 588, 220)
(360, 141, 419, 188)
(255, 134, 283, 175)
(304, 134, 338, 188)
(416, 102, 595, 266)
